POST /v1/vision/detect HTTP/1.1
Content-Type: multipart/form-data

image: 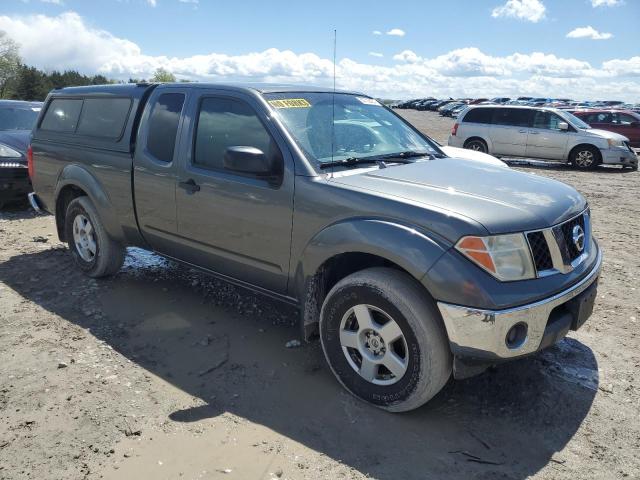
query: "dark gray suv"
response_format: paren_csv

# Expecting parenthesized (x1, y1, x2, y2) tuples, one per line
(29, 83, 602, 411)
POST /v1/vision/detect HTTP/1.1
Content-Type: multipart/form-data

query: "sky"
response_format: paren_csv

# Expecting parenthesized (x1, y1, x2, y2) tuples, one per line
(1, 0, 639, 101)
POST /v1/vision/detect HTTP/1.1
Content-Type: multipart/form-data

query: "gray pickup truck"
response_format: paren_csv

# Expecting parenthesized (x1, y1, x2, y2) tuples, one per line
(29, 83, 602, 412)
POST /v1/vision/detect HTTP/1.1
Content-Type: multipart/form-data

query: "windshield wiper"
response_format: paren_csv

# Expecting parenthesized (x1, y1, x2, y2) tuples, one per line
(380, 150, 434, 160)
(319, 151, 432, 169)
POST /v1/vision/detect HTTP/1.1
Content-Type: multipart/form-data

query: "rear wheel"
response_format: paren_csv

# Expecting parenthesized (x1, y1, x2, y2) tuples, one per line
(464, 138, 488, 153)
(64, 196, 125, 277)
(319, 267, 452, 412)
(570, 145, 601, 170)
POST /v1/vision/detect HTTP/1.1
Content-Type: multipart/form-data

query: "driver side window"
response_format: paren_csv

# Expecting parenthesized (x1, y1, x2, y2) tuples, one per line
(532, 111, 564, 130)
(194, 97, 278, 172)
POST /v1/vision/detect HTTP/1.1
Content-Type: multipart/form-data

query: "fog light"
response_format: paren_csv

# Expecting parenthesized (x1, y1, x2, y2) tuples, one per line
(505, 322, 528, 349)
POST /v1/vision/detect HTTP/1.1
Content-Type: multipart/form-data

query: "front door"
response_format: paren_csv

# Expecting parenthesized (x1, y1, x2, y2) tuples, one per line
(489, 108, 530, 156)
(525, 110, 570, 160)
(174, 91, 295, 294)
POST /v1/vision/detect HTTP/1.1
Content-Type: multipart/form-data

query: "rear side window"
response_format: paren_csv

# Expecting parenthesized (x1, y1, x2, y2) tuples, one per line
(76, 98, 131, 139)
(40, 98, 83, 133)
(147, 93, 185, 163)
(194, 97, 273, 171)
(462, 107, 493, 124)
(492, 108, 531, 127)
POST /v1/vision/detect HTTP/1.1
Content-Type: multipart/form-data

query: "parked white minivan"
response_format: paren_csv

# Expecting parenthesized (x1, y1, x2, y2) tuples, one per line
(448, 105, 638, 170)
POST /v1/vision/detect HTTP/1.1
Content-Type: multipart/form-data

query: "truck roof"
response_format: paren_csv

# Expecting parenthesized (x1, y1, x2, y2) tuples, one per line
(52, 82, 363, 97)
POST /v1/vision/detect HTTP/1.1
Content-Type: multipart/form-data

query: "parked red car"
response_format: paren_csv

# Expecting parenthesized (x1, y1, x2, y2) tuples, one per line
(572, 109, 640, 148)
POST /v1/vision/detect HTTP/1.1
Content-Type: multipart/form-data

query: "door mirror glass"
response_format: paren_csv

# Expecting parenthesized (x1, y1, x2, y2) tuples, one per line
(558, 122, 569, 131)
(223, 146, 272, 175)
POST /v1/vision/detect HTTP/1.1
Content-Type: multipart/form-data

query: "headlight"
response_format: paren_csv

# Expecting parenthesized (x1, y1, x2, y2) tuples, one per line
(607, 138, 625, 148)
(456, 234, 536, 281)
(0, 143, 21, 158)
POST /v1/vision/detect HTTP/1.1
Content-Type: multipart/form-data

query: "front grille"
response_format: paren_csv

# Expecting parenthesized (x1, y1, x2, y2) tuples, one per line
(526, 210, 589, 277)
(527, 231, 553, 272)
(559, 214, 586, 261)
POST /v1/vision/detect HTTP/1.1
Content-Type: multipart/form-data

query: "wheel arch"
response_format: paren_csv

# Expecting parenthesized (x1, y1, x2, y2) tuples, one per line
(54, 165, 125, 243)
(294, 219, 449, 340)
(463, 136, 490, 152)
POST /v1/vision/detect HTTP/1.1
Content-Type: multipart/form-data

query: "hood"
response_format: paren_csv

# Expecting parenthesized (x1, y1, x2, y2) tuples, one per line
(332, 157, 586, 234)
(440, 146, 508, 167)
(585, 128, 629, 142)
(0, 130, 30, 158)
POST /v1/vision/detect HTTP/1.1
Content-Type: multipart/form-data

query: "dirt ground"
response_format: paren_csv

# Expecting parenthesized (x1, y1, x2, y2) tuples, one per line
(1, 110, 639, 480)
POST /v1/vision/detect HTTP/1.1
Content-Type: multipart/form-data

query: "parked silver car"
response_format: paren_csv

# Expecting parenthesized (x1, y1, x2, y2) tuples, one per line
(448, 105, 638, 170)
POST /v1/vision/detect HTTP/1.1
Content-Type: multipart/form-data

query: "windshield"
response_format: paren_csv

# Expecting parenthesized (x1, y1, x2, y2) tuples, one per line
(559, 110, 591, 129)
(0, 106, 41, 131)
(264, 92, 440, 169)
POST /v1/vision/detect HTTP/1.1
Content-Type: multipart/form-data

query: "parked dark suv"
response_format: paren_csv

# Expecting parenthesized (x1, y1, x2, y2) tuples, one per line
(0, 100, 42, 207)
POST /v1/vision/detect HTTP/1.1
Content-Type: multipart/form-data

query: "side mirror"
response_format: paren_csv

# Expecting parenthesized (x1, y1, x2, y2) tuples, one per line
(223, 146, 272, 176)
(558, 122, 569, 131)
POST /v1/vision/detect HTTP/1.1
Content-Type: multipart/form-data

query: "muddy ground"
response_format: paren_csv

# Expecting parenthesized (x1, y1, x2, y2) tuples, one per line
(0, 110, 638, 480)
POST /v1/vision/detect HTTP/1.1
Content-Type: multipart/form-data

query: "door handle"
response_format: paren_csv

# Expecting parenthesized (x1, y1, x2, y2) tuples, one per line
(518, 129, 528, 133)
(528, 131, 540, 135)
(179, 179, 200, 193)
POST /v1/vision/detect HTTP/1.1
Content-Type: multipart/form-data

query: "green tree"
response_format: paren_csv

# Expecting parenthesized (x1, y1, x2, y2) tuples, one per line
(151, 68, 176, 83)
(0, 31, 21, 98)
(14, 65, 50, 101)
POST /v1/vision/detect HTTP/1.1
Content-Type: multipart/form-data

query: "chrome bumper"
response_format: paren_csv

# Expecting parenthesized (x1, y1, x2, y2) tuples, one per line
(437, 247, 603, 360)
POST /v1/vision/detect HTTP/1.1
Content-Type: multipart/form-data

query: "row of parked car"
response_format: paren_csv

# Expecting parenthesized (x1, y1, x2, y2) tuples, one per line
(393, 96, 640, 153)
(394, 97, 640, 119)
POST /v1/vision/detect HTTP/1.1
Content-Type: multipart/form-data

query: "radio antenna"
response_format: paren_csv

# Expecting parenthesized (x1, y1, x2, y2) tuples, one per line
(330, 29, 337, 178)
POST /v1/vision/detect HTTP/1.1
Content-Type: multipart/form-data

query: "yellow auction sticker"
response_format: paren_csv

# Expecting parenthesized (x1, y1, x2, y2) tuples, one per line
(268, 98, 311, 109)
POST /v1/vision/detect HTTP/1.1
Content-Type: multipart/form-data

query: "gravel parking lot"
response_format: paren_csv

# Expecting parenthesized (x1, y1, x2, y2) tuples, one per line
(0, 110, 638, 480)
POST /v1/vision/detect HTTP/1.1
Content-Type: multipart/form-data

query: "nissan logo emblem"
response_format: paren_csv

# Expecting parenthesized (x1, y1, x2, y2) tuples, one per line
(572, 225, 585, 252)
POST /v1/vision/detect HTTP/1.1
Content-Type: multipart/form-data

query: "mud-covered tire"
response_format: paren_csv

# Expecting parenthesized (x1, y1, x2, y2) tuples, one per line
(570, 145, 601, 170)
(319, 267, 452, 412)
(64, 196, 124, 278)
(463, 138, 488, 153)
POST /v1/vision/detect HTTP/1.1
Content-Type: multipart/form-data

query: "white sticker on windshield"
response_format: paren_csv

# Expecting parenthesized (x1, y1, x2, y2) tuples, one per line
(356, 97, 381, 106)
(31, 108, 41, 112)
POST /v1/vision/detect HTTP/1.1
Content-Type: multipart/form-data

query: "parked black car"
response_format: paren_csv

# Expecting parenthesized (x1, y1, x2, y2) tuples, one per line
(0, 100, 43, 208)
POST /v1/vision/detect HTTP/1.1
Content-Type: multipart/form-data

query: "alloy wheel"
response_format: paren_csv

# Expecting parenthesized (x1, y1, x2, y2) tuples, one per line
(72, 214, 97, 262)
(338, 304, 409, 386)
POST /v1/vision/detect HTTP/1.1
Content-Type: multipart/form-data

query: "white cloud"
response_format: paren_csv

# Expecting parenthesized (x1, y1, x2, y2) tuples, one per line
(591, 0, 622, 6)
(368, 52, 383, 58)
(40, 0, 64, 4)
(372, 30, 382, 35)
(146, 0, 157, 6)
(386, 28, 405, 37)
(0, 12, 638, 100)
(567, 26, 613, 40)
(492, 0, 546, 22)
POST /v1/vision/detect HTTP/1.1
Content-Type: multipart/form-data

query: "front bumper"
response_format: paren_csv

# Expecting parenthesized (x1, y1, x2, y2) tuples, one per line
(437, 246, 602, 362)
(0, 167, 31, 203)
(600, 147, 638, 167)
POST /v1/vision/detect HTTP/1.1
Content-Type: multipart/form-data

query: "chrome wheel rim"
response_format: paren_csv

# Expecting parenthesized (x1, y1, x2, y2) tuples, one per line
(339, 304, 409, 386)
(575, 150, 594, 167)
(72, 214, 97, 262)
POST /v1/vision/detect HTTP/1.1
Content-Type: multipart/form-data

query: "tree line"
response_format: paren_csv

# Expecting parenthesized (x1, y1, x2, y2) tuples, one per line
(0, 31, 177, 102)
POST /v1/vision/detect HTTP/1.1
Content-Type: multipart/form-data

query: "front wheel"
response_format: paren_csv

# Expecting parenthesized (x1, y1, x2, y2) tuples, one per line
(320, 268, 452, 412)
(64, 196, 125, 278)
(570, 145, 601, 170)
